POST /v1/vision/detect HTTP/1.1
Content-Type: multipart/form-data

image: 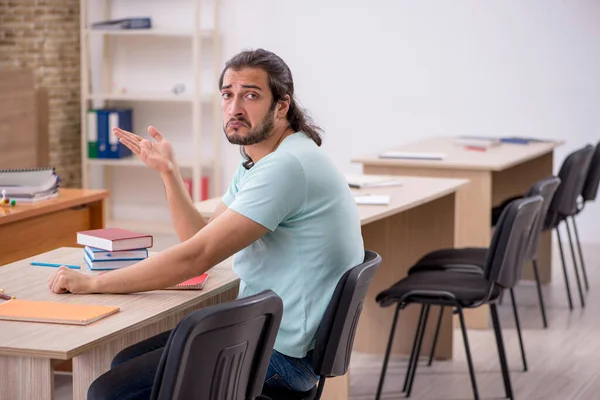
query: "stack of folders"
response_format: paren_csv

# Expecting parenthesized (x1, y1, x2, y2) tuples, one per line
(77, 228, 153, 270)
(0, 167, 60, 202)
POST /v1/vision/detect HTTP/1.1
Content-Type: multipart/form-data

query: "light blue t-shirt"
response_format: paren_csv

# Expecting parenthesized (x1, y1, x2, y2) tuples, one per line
(222, 132, 364, 358)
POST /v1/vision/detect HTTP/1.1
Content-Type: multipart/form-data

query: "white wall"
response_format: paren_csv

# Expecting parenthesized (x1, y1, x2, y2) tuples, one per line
(93, 1, 600, 241)
(217, 0, 600, 241)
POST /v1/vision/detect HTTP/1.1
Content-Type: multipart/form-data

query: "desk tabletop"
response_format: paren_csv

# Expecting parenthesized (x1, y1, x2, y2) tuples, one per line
(0, 247, 239, 359)
(351, 137, 563, 171)
(0, 188, 109, 226)
(195, 175, 468, 226)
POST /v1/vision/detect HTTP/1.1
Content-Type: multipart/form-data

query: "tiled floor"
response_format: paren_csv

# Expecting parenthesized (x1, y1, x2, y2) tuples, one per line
(55, 242, 600, 400)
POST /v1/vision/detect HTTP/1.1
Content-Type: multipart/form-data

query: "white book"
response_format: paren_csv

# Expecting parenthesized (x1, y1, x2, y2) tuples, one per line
(379, 151, 446, 160)
(354, 195, 391, 205)
(345, 174, 404, 189)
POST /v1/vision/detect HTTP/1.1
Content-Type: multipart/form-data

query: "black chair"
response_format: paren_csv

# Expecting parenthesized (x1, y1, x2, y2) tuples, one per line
(400, 176, 559, 380)
(492, 145, 595, 310)
(544, 145, 594, 310)
(149, 290, 283, 400)
(258, 250, 382, 400)
(571, 141, 600, 292)
(375, 196, 544, 400)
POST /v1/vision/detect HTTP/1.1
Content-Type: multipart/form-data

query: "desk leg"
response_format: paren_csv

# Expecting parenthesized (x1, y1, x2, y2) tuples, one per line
(0, 355, 53, 399)
(354, 193, 456, 360)
(321, 374, 349, 400)
(89, 198, 106, 229)
(72, 286, 238, 400)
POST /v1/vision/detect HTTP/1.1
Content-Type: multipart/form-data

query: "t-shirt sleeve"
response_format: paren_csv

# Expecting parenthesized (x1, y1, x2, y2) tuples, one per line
(227, 154, 307, 231)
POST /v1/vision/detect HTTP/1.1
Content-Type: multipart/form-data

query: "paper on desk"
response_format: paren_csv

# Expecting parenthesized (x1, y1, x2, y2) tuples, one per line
(354, 195, 391, 205)
(378, 151, 446, 160)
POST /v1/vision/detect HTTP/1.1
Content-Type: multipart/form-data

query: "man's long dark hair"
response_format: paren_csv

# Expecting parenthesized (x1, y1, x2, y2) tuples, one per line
(219, 49, 323, 168)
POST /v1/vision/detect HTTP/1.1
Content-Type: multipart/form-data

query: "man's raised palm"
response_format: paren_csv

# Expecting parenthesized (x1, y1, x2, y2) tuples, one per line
(113, 126, 175, 173)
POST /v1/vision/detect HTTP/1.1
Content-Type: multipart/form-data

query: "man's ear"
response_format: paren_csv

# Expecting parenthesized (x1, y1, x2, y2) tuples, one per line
(277, 94, 291, 118)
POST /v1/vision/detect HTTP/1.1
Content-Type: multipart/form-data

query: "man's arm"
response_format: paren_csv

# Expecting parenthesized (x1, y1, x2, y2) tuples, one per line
(49, 208, 268, 294)
(161, 165, 227, 241)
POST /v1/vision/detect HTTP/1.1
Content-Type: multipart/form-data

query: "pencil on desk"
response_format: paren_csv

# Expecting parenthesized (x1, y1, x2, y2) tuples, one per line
(30, 262, 81, 270)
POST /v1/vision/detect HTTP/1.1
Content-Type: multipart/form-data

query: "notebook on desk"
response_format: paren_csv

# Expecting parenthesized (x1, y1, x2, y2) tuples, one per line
(0, 299, 120, 325)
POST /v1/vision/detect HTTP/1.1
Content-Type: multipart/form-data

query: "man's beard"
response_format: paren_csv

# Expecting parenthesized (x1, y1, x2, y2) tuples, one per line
(223, 104, 276, 146)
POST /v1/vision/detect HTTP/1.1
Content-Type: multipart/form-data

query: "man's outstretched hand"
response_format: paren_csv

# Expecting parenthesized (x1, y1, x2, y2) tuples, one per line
(114, 126, 176, 173)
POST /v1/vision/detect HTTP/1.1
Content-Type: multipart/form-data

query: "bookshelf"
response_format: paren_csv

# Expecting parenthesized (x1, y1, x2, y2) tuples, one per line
(79, 0, 222, 234)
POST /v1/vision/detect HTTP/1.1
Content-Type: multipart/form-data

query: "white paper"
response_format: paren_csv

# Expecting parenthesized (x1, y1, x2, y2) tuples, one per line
(354, 195, 391, 205)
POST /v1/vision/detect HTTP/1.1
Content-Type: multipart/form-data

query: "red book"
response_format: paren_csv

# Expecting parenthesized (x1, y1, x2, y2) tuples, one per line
(77, 228, 153, 251)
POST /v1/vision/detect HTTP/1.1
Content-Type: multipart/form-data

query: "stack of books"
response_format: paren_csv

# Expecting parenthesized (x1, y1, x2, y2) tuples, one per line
(77, 228, 153, 270)
(0, 167, 60, 203)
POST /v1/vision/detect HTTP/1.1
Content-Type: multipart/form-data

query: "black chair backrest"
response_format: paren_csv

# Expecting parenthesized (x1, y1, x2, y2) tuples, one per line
(311, 250, 382, 378)
(545, 145, 594, 227)
(483, 196, 543, 289)
(581, 142, 600, 202)
(150, 290, 283, 400)
(523, 176, 561, 261)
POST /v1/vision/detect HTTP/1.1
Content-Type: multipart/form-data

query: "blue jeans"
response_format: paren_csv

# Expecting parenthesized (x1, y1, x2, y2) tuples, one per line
(87, 330, 318, 399)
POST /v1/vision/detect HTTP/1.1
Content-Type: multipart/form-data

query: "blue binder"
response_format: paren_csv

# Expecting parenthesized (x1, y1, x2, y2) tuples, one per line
(97, 109, 133, 159)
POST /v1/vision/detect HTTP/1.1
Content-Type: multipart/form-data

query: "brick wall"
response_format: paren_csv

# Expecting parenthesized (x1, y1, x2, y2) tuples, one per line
(0, 0, 82, 187)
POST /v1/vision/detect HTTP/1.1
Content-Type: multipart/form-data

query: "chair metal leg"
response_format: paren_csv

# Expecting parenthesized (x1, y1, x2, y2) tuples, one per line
(402, 305, 427, 393)
(490, 303, 514, 399)
(376, 303, 402, 400)
(458, 306, 480, 400)
(556, 228, 574, 310)
(509, 288, 528, 372)
(571, 216, 589, 291)
(406, 304, 431, 398)
(532, 259, 548, 328)
(565, 221, 585, 308)
(427, 306, 444, 366)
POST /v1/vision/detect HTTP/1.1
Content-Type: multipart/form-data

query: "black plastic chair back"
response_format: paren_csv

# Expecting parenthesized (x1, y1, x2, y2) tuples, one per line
(312, 250, 382, 378)
(581, 142, 600, 202)
(483, 196, 543, 289)
(546, 145, 594, 227)
(150, 290, 283, 400)
(523, 176, 561, 261)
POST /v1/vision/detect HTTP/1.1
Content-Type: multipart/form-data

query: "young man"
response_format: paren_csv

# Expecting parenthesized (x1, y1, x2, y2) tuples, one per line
(50, 49, 364, 397)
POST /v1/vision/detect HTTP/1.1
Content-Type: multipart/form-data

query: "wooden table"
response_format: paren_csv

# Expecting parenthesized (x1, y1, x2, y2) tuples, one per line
(196, 176, 467, 400)
(352, 137, 563, 329)
(0, 188, 108, 267)
(0, 247, 239, 400)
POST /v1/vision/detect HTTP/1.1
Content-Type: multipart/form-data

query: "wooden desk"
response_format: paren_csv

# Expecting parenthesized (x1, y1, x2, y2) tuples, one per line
(0, 188, 108, 267)
(352, 137, 563, 329)
(196, 176, 467, 400)
(0, 247, 239, 400)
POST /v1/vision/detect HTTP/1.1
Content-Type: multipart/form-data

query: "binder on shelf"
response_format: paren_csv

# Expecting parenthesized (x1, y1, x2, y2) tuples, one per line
(96, 109, 133, 159)
(91, 17, 152, 30)
(87, 109, 98, 158)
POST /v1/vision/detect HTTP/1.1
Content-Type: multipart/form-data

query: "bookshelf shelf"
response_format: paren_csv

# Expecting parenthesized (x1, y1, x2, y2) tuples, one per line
(86, 92, 213, 103)
(85, 28, 212, 38)
(86, 157, 203, 169)
(80, 0, 222, 231)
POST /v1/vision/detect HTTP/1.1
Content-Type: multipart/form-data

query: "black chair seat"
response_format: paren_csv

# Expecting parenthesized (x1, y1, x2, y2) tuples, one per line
(258, 385, 317, 400)
(376, 270, 502, 308)
(409, 247, 487, 274)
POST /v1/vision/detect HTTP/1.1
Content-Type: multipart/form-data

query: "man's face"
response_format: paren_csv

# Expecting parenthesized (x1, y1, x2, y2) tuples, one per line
(221, 67, 277, 145)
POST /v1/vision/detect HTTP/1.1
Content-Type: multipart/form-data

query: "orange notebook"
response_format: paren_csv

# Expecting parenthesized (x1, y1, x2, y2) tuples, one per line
(165, 274, 209, 290)
(0, 299, 120, 325)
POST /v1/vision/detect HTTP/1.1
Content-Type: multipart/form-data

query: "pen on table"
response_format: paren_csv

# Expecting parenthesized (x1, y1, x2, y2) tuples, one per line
(30, 261, 81, 270)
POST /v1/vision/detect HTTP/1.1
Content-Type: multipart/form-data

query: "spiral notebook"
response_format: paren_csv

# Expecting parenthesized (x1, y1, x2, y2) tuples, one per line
(0, 299, 120, 325)
(165, 274, 209, 290)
